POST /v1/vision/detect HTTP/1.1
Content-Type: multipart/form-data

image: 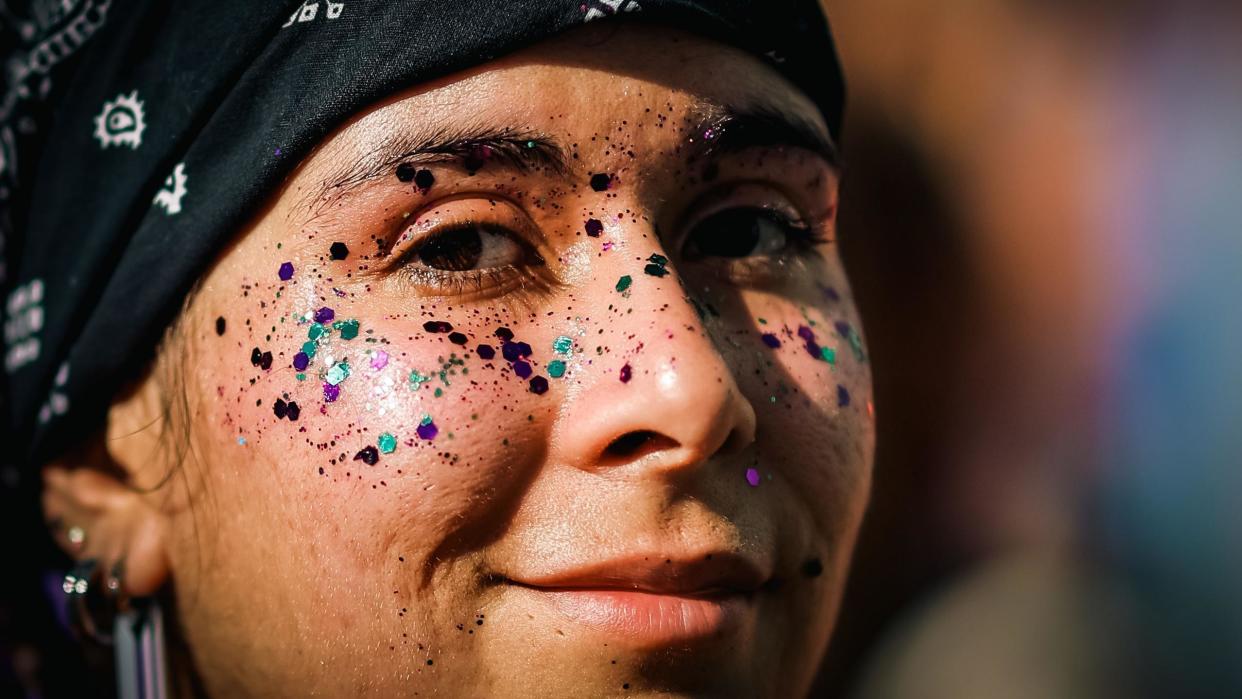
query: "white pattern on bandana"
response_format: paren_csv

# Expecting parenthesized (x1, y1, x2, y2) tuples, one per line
(4, 278, 43, 373)
(583, 0, 641, 23)
(153, 162, 188, 215)
(282, 1, 345, 28)
(93, 90, 146, 149)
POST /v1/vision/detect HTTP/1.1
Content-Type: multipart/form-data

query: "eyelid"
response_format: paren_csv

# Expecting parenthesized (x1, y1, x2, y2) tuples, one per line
(381, 193, 542, 267)
(677, 181, 809, 243)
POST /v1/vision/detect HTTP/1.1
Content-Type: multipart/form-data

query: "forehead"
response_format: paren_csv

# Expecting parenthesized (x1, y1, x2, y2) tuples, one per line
(298, 24, 828, 188)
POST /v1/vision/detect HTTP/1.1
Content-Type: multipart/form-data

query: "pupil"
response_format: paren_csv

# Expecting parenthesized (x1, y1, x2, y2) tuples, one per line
(694, 209, 764, 258)
(418, 228, 483, 270)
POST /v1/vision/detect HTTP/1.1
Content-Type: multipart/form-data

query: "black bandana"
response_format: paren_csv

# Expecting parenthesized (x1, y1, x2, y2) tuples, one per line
(0, 0, 844, 484)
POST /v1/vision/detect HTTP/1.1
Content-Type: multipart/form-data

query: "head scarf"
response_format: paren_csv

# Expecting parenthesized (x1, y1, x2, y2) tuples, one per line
(0, 0, 844, 486)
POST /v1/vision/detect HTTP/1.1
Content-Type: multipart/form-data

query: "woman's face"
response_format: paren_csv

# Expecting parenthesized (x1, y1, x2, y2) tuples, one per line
(166, 26, 872, 698)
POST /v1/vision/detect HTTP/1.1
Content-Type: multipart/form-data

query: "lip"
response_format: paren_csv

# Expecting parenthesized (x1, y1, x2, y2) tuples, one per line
(505, 552, 768, 646)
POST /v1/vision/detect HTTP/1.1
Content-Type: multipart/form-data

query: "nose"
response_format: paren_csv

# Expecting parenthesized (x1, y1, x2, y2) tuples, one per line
(550, 283, 757, 477)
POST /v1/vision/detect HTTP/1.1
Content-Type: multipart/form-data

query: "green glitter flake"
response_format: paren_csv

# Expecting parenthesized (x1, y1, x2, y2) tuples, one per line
(758, 318, 768, 325)
(553, 336, 573, 355)
(301, 341, 317, 358)
(547, 360, 567, 378)
(847, 331, 866, 362)
(308, 325, 324, 341)
(325, 361, 351, 386)
(420, 414, 433, 426)
(408, 370, 430, 389)
(821, 347, 837, 365)
(333, 319, 360, 340)
(377, 433, 397, 454)
(434, 387, 443, 398)
(615, 275, 632, 293)
(295, 373, 306, 381)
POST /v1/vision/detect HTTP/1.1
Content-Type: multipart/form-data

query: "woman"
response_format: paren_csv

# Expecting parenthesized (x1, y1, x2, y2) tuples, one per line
(2, 1, 871, 696)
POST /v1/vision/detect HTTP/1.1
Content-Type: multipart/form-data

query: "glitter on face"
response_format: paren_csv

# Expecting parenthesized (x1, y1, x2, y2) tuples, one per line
(547, 360, 567, 378)
(329, 242, 349, 260)
(644, 253, 670, 278)
(278, 262, 294, 281)
(215, 317, 226, 336)
(424, 320, 453, 333)
(449, 332, 468, 345)
(377, 432, 397, 454)
(292, 352, 310, 371)
(301, 341, 317, 358)
(585, 219, 604, 237)
(354, 446, 379, 465)
(746, 468, 761, 487)
(553, 336, 573, 355)
(615, 275, 632, 293)
(370, 350, 389, 370)
(620, 363, 632, 383)
(409, 370, 430, 390)
(325, 361, 351, 386)
(761, 333, 781, 349)
(476, 344, 496, 360)
(529, 376, 549, 394)
(512, 360, 532, 379)
(413, 169, 435, 193)
(416, 418, 438, 441)
(494, 327, 514, 341)
(323, 383, 340, 402)
(821, 346, 836, 365)
(589, 173, 613, 191)
(837, 384, 851, 408)
(308, 324, 324, 341)
(314, 307, 335, 324)
(334, 319, 360, 340)
(395, 162, 416, 182)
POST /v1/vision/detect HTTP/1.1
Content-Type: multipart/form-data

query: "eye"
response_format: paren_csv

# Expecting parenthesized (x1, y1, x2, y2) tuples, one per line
(411, 224, 525, 272)
(682, 207, 810, 261)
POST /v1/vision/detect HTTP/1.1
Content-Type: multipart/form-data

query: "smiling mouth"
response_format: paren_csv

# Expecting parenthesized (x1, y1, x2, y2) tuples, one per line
(501, 553, 772, 646)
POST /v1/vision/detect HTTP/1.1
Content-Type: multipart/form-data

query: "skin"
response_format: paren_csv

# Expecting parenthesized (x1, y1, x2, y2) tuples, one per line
(42, 25, 873, 698)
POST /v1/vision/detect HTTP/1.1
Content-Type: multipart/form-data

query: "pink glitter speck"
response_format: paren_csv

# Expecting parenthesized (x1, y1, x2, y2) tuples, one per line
(745, 468, 761, 487)
(371, 351, 389, 370)
(602, 242, 614, 251)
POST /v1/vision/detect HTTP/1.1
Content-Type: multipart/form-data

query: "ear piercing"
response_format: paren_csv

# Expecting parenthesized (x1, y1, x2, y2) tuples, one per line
(67, 525, 86, 547)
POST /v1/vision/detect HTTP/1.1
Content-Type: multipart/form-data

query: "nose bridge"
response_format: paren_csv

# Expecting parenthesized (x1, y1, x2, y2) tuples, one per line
(550, 251, 757, 476)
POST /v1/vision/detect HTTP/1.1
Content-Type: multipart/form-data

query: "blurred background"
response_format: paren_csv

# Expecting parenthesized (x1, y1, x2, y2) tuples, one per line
(813, 1, 1242, 697)
(4, 1, 1242, 696)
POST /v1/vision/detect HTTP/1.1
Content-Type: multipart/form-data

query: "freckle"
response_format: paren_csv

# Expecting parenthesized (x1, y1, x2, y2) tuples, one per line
(216, 317, 226, 336)
(330, 242, 349, 260)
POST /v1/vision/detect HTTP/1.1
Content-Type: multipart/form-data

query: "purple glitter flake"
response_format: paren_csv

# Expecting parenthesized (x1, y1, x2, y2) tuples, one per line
(413, 169, 435, 193)
(292, 352, 310, 371)
(495, 327, 514, 341)
(837, 384, 851, 408)
(278, 262, 294, 281)
(273, 399, 288, 419)
(590, 173, 613, 192)
(323, 383, 340, 403)
(423, 320, 452, 333)
(797, 326, 816, 342)
(512, 360, 533, 379)
(477, 344, 496, 360)
(416, 420, 438, 440)
(746, 467, 761, 487)
(761, 333, 781, 349)
(449, 332, 468, 345)
(620, 363, 632, 383)
(585, 219, 604, 237)
(370, 350, 389, 370)
(286, 402, 300, 421)
(529, 376, 549, 395)
(834, 320, 852, 338)
(314, 307, 335, 324)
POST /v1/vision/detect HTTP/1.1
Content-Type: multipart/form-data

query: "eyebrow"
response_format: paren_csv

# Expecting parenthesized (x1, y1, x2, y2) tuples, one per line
(308, 102, 838, 214)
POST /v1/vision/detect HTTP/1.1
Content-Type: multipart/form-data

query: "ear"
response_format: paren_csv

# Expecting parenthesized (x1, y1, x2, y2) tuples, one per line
(41, 372, 175, 599)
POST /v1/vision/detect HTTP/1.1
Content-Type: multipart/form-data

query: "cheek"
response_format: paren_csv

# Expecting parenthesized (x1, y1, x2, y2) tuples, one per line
(191, 269, 562, 575)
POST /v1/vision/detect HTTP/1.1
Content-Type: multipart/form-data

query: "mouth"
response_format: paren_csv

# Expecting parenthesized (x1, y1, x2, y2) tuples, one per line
(503, 552, 772, 646)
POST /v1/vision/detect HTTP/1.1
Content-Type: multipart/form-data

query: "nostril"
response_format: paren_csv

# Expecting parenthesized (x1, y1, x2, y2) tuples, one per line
(604, 430, 678, 460)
